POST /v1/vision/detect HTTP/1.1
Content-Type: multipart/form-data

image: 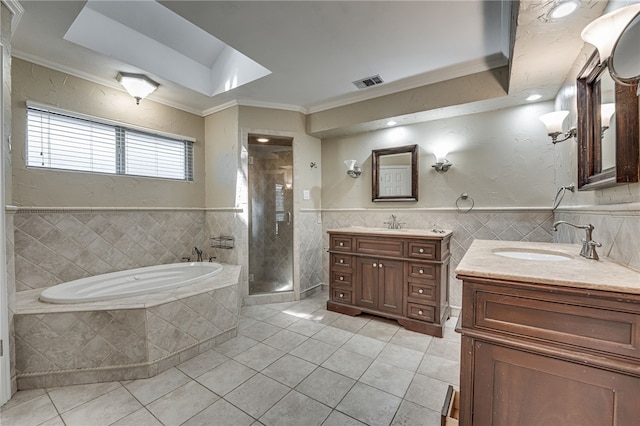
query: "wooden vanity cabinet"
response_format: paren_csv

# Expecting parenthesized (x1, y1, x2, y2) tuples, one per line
(457, 276, 640, 426)
(328, 230, 451, 337)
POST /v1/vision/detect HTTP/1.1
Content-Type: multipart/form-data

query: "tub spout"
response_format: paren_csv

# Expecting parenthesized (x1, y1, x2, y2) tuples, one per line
(193, 247, 203, 262)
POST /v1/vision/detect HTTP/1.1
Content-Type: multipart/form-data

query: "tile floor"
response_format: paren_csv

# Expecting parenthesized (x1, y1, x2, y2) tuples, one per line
(1, 290, 461, 426)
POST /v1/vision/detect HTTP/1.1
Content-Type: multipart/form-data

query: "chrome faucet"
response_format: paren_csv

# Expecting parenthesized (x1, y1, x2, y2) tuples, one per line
(193, 247, 203, 262)
(551, 221, 602, 260)
(384, 214, 405, 230)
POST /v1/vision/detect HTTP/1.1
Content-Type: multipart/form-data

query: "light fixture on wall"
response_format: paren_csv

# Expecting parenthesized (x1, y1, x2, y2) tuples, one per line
(601, 103, 616, 135)
(539, 110, 577, 144)
(432, 149, 452, 173)
(116, 72, 159, 105)
(581, 4, 640, 91)
(344, 160, 361, 178)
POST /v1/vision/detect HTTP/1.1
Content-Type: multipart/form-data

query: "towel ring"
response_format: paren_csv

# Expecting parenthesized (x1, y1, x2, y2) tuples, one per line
(456, 193, 474, 213)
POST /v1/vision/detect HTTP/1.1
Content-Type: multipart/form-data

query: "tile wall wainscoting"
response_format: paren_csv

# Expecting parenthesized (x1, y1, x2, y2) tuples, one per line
(5, 211, 16, 394)
(322, 209, 555, 314)
(554, 204, 640, 271)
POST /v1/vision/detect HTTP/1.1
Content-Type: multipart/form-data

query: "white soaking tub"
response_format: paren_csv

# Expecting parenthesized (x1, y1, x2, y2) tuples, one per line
(40, 262, 224, 303)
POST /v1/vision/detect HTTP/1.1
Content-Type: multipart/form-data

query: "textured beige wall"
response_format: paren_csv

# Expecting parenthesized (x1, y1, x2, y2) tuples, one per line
(322, 102, 557, 209)
(2, 5, 11, 203)
(11, 59, 205, 208)
(204, 106, 239, 208)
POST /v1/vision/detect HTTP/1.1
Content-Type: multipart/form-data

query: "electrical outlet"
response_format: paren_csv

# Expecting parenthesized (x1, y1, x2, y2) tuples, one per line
(303, 190, 310, 200)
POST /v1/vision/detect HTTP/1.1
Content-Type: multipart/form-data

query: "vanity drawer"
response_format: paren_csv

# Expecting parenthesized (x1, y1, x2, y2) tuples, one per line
(407, 302, 436, 322)
(356, 237, 403, 257)
(408, 282, 437, 302)
(331, 253, 353, 268)
(408, 263, 437, 280)
(473, 284, 640, 360)
(331, 235, 353, 251)
(332, 288, 353, 304)
(408, 241, 437, 260)
(331, 270, 353, 287)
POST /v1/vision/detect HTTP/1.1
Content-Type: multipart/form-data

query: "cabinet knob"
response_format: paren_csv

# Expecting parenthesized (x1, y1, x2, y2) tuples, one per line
(418, 289, 424, 294)
(339, 293, 344, 298)
(339, 242, 344, 246)
(379, 263, 383, 268)
(339, 276, 344, 281)
(373, 263, 377, 267)
(419, 269, 424, 274)
(418, 310, 423, 315)
(339, 259, 344, 264)
(418, 248, 424, 253)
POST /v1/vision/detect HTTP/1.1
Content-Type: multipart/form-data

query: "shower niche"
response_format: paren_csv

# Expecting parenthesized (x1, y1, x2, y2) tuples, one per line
(248, 134, 294, 294)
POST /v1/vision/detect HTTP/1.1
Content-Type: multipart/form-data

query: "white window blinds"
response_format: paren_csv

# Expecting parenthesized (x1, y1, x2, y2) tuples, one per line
(27, 106, 194, 181)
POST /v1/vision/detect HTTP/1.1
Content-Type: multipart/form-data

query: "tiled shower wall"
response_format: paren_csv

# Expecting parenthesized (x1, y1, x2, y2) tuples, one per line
(12, 209, 210, 291)
(554, 206, 640, 271)
(6, 211, 16, 394)
(322, 209, 555, 312)
(299, 210, 323, 295)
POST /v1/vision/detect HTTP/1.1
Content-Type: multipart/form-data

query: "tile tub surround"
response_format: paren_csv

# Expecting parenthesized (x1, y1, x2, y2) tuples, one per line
(322, 209, 554, 314)
(1, 290, 461, 426)
(14, 265, 241, 390)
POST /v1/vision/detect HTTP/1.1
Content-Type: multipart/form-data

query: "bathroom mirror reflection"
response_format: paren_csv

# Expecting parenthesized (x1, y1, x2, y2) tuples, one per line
(372, 144, 418, 202)
(577, 52, 639, 190)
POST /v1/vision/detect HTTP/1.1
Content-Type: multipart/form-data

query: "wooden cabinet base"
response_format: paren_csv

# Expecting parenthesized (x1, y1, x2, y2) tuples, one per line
(327, 301, 449, 337)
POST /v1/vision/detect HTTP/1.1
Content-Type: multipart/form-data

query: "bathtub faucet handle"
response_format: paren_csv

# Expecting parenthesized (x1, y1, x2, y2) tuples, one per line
(209, 256, 216, 262)
(181, 257, 191, 262)
(193, 247, 204, 262)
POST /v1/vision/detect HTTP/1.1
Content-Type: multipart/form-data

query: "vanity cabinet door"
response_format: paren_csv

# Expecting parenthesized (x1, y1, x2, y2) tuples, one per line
(469, 340, 640, 426)
(377, 259, 403, 315)
(355, 257, 378, 309)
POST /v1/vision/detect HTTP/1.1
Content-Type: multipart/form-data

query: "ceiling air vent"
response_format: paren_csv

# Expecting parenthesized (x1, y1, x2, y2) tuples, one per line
(353, 74, 384, 89)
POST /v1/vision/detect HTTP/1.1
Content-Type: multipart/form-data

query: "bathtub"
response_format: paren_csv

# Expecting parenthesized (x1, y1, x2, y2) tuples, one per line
(40, 262, 223, 304)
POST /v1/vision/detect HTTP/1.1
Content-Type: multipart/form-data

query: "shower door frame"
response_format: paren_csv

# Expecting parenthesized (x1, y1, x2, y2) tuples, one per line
(0, 44, 10, 405)
(240, 128, 299, 302)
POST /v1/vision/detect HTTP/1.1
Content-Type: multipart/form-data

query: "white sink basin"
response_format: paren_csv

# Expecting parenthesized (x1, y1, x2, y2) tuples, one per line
(493, 249, 573, 262)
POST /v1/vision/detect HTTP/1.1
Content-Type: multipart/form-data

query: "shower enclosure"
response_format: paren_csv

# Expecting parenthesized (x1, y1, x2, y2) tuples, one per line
(248, 135, 294, 294)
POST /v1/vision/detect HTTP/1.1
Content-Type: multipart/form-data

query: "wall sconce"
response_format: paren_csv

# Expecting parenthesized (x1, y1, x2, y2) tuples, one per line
(601, 103, 616, 135)
(117, 72, 159, 105)
(344, 160, 361, 178)
(432, 150, 452, 173)
(539, 110, 577, 144)
(581, 4, 640, 90)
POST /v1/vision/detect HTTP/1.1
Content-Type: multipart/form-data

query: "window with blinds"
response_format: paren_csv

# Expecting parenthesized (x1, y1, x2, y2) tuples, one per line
(27, 106, 194, 181)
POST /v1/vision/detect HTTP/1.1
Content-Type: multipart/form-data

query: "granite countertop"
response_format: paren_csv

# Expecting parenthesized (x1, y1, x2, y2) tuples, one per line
(456, 240, 640, 294)
(329, 226, 453, 238)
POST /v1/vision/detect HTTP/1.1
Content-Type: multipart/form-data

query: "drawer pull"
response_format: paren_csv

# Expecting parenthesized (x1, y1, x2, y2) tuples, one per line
(419, 269, 424, 274)
(418, 248, 424, 253)
(339, 259, 344, 264)
(373, 263, 377, 267)
(418, 310, 423, 315)
(418, 289, 424, 294)
(339, 242, 344, 247)
(339, 276, 344, 281)
(339, 293, 344, 298)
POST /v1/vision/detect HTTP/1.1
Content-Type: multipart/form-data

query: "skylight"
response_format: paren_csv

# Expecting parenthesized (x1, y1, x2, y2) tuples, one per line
(64, 0, 271, 97)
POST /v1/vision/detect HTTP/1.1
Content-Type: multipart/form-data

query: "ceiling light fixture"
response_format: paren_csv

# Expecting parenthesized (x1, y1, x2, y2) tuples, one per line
(257, 138, 270, 143)
(386, 120, 397, 126)
(117, 72, 158, 105)
(526, 93, 542, 101)
(548, 0, 579, 20)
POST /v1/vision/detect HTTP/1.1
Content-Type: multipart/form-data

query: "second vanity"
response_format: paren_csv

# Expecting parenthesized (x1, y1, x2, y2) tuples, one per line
(327, 227, 452, 337)
(455, 240, 640, 426)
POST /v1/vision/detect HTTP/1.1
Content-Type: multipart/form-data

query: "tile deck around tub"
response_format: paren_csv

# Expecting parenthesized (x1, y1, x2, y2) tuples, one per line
(2, 290, 461, 426)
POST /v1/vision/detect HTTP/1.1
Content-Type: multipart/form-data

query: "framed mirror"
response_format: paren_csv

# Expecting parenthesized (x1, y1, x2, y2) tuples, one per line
(577, 52, 639, 190)
(372, 144, 418, 202)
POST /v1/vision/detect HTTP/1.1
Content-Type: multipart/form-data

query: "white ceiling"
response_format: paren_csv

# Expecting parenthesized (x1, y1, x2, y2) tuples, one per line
(9, 0, 615, 127)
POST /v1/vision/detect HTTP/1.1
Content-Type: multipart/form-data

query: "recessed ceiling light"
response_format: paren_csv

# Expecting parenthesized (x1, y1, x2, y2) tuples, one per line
(526, 93, 543, 101)
(548, 0, 579, 19)
(257, 137, 269, 143)
(386, 120, 397, 126)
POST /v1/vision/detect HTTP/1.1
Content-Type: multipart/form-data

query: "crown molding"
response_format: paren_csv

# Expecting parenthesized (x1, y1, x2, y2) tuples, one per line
(2, 0, 24, 35)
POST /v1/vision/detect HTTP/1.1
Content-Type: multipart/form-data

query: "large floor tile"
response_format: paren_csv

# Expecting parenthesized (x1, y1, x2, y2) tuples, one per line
(359, 360, 415, 398)
(312, 326, 354, 346)
(0, 388, 46, 411)
(214, 335, 260, 357)
(295, 367, 355, 408)
(391, 400, 441, 426)
(263, 328, 308, 352)
(321, 410, 366, 426)
(290, 338, 339, 365)
(336, 382, 402, 426)
(264, 312, 301, 328)
(176, 349, 230, 378)
(123, 367, 191, 405)
(240, 321, 282, 341)
(341, 333, 386, 358)
(418, 353, 460, 386)
(286, 318, 326, 336)
(110, 408, 163, 426)
(47, 381, 122, 413)
(260, 390, 332, 426)
(38, 416, 65, 426)
(225, 374, 290, 419)
(307, 309, 343, 324)
(233, 342, 285, 371)
(426, 338, 461, 362)
(146, 381, 218, 426)
(196, 359, 256, 396)
(1, 394, 59, 426)
(241, 305, 279, 321)
(404, 373, 450, 412)
(262, 354, 317, 387)
(357, 319, 399, 342)
(321, 348, 373, 380)
(389, 328, 434, 352)
(376, 343, 424, 372)
(329, 314, 370, 333)
(182, 399, 255, 426)
(61, 387, 142, 426)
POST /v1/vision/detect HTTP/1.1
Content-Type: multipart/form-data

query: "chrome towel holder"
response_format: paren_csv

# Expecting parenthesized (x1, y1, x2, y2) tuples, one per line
(456, 193, 474, 213)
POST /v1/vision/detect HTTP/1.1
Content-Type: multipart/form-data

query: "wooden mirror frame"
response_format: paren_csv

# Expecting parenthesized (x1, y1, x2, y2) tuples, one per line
(371, 144, 418, 202)
(577, 51, 639, 190)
